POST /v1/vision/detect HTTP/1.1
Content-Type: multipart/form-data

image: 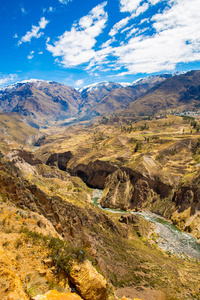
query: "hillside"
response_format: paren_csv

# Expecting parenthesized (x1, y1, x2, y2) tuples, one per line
(0, 74, 174, 128)
(87, 74, 173, 116)
(125, 70, 200, 116)
(0, 112, 41, 154)
(0, 80, 82, 127)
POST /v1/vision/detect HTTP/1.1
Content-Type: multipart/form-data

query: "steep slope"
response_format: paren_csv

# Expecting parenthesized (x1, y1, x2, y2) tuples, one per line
(92, 86, 147, 115)
(90, 74, 173, 115)
(126, 70, 200, 116)
(0, 80, 82, 126)
(131, 73, 172, 88)
(79, 81, 124, 109)
(0, 112, 41, 154)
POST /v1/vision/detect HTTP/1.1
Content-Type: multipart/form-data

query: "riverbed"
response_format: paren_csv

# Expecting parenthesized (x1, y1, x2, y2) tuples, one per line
(93, 189, 200, 260)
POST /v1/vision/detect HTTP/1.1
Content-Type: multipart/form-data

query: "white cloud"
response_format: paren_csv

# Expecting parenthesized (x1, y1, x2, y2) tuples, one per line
(75, 79, 84, 87)
(109, 17, 130, 36)
(121, 24, 134, 34)
(131, 2, 149, 18)
(46, 0, 200, 76)
(101, 38, 115, 48)
(18, 17, 49, 45)
(0, 74, 18, 87)
(113, 0, 200, 74)
(59, 0, 72, 4)
(27, 51, 34, 60)
(13, 33, 18, 39)
(140, 18, 149, 25)
(21, 7, 27, 15)
(109, 2, 149, 37)
(39, 17, 49, 29)
(49, 7, 54, 12)
(126, 28, 137, 38)
(46, 2, 108, 67)
(149, 0, 164, 5)
(119, 0, 143, 13)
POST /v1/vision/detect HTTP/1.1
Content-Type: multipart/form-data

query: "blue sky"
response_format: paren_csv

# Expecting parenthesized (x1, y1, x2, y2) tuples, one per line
(1, 0, 200, 88)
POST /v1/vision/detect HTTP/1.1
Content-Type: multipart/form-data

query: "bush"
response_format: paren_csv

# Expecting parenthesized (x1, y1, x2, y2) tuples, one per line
(134, 142, 139, 153)
(20, 228, 87, 275)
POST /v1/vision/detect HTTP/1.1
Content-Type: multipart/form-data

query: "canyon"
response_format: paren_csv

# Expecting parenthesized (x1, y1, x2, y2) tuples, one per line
(0, 71, 200, 299)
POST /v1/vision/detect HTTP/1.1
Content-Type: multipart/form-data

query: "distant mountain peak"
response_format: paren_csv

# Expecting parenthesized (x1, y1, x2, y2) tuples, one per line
(131, 74, 173, 86)
(0, 79, 49, 92)
(19, 78, 45, 84)
(79, 81, 123, 93)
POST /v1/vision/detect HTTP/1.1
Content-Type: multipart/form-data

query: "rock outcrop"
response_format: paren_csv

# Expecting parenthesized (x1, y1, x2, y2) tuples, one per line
(0, 157, 120, 243)
(5, 149, 42, 176)
(34, 290, 143, 300)
(69, 260, 107, 300)
(171, 174, 200, 240)
(71, 160, 118, 189)
(34, 290, 83, 300)
(46, 151, 73, 171)
(99, 168, 172, 211)
(6, 149, 42, 165)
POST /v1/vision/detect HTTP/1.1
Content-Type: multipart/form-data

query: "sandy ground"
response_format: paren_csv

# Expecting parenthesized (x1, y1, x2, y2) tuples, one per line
(115, 286, 166, 300)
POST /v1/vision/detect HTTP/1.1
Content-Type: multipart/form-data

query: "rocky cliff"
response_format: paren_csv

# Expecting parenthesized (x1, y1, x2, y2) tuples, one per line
(170, 171, 200, 240)
(99, 167, 172, 211)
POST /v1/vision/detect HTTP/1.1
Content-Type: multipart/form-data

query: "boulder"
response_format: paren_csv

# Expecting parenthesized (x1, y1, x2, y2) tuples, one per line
(69, 260, 107, 300)
(34, 290, 83, 300)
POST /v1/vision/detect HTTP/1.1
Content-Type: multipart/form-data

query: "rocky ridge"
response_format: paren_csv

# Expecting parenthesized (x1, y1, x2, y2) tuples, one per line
(0, 72, 185, 128)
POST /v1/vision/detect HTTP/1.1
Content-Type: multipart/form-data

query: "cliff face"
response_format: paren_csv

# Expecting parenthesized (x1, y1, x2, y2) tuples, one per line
(71, 160, 118, 189)
(170, 172, 200, 240)
(46, 151, 73, 171)
(99, 167, 172, 212)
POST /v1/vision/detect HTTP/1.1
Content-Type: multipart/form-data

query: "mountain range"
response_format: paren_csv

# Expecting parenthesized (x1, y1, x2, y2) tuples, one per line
(0, 71, 200, 127)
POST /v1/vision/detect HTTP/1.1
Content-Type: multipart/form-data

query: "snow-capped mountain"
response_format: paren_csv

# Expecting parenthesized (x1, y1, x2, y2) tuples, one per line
(131, 74, 173, 87)
(79, 81, 124, 93)
(0, 79, 48, 92)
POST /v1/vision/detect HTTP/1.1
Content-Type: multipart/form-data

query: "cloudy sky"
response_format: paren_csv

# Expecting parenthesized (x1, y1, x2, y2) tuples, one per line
(1, 0, 200, 87)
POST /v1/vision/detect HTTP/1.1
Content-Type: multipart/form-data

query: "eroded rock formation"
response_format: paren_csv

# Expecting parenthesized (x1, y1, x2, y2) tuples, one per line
(99, 167, 172, 211)
(71, 160, 118, 189)
(69, 260, 107, 300)
(171, 173, 200, 240)
(46, 151, 73, 171)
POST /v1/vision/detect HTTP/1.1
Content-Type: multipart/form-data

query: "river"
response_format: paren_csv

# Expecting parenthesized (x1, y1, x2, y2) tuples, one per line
(93, 189, 200, 260)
